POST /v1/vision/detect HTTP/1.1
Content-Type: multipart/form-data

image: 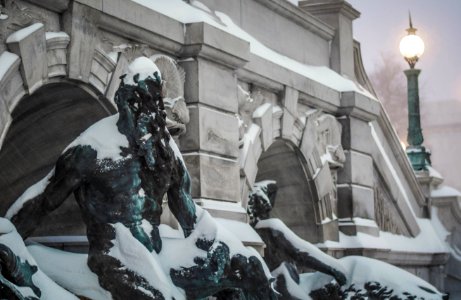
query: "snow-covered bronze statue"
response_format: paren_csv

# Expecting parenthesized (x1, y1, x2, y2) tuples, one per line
(0, 57, 274, 300)
(248, 180, 449, 300)
(247, 180, 347, 285)
(5, 57, 196, 299)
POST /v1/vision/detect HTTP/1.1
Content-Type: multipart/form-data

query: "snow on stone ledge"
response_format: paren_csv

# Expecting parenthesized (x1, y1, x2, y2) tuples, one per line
(131, 0, 376, 99)
(6, 23, 43, 43)
(45, 31, 70, 41)
(317, 217, 448, 254)
(0, 51, 20, 82)
(432, 185, 461, 198)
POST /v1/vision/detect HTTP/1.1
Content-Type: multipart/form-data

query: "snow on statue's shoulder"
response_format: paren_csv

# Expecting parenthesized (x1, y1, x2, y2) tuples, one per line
(65, 114, 128, 161)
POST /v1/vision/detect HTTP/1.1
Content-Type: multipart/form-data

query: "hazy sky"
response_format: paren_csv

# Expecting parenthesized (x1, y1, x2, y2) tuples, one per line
(348, 0, 461, 102)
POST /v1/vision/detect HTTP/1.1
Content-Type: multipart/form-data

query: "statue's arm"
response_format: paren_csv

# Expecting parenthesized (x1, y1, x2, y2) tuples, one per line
(6, 148, 83, 239)
(257, 224, 347, 285)
(167, 160, 196, 238)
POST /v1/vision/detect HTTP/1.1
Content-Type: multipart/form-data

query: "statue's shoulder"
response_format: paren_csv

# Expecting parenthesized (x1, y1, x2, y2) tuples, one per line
(63, 114, 130, 161)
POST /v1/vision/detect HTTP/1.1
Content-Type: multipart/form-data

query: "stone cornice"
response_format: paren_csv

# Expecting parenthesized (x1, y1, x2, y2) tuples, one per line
(181, 22, 250, 70)
(322, 247, 449, 267)
(339, 91, 380, 122)
(254, 0, 335, 40)
(353, 40, 377, 98)
(299, 0, 360, 21)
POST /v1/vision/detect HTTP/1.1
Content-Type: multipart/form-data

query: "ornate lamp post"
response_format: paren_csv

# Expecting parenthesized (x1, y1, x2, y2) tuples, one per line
(399, 14, 430, 170)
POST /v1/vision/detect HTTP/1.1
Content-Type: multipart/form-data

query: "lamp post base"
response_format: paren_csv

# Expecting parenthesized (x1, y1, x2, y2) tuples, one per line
(406, 145, 431, 171)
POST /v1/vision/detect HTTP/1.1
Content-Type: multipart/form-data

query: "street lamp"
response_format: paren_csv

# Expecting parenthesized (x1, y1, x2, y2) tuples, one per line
(399, 13, 430, 170)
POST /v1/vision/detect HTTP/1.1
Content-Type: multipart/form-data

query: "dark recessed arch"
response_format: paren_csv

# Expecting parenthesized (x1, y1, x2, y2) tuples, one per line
(0, 82, 114, 236)
(256, 139, 321, 243)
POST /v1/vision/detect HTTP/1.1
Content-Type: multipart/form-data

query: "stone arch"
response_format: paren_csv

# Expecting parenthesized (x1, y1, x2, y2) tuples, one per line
(256, 139, 323, 242)
(0, 81, 114, 238)
(0, 22, 124, 148)
(238, 87, 345, 242)
(0, 23, 129, 242)
(0, 22, 191, 242)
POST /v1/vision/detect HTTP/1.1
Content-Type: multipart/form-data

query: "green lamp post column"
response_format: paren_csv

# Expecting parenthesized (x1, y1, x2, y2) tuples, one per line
(400, 14, 431, 170)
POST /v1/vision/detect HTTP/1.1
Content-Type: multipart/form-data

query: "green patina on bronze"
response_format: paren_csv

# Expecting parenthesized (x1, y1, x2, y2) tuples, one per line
(404, 68, 431, 170)
(0, 244, 40, 300)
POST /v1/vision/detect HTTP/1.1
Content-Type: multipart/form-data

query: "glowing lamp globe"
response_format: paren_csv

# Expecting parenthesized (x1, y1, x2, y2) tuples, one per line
(399, 34, 425, 60)
(399, 14, 424, 68)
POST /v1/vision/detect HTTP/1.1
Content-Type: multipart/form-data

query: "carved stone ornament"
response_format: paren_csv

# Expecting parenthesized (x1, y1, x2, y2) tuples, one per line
(237, 84, 264, 141)
(314, 113, 346, 168)
(373, 169, 411, 236)
(151, 54, 189, 136)
(0, 0, 45, 52)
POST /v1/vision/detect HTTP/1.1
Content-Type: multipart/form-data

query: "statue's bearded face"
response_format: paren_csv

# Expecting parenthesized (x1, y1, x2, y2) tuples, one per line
(138, 79, 188, 136)
(120, 56, 190, 137)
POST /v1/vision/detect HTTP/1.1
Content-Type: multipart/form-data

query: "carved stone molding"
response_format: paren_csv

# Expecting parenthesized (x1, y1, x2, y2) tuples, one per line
(374, 169, 411, 236)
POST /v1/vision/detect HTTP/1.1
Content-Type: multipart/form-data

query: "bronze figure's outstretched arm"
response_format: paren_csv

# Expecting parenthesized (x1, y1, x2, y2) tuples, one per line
(6, 146, 89, 239)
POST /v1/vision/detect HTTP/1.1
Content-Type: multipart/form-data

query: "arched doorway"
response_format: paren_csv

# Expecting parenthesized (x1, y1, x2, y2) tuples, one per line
(255, 139, 321, 243)
(0, 82, 114, 237)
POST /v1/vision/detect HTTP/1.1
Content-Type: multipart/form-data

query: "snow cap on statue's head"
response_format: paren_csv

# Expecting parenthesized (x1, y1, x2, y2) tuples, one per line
(123, 57, 162, 86)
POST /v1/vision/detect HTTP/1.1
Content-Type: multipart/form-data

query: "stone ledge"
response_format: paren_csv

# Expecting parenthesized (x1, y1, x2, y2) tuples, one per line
(322, 247, 449, 268)
(339, 91, 380, 122)
(338, 219, 380, 237)
(182, 22, 250, 69)
(198, 198, 248, 222)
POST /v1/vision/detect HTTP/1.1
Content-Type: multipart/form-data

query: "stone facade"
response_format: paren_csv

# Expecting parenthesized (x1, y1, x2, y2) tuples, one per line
(0, 0, 459, 294)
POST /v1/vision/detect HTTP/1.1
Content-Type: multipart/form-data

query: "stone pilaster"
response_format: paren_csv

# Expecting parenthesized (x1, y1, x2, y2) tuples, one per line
(179, 22, 250, 221)
(337, 91, 380, 236)
(299, 0, 359, 78)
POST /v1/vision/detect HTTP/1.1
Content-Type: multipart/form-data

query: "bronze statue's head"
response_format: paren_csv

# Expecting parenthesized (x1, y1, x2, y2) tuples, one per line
(247, 180, 278, 226)
(117, 56, 189, 136)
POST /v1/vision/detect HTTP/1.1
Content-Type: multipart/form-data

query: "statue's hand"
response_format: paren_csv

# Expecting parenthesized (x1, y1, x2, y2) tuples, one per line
(331, 268, 347, 286)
